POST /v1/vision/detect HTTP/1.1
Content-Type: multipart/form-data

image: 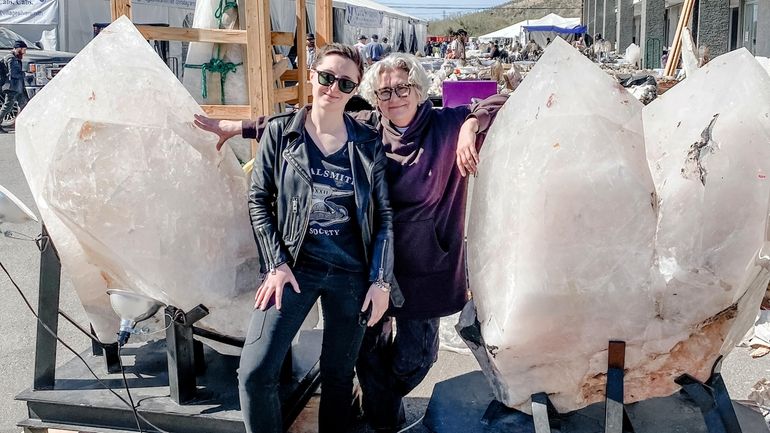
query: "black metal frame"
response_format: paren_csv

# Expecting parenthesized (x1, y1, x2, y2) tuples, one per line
(495, 341, 745, 433)
(28, 224, 321, 430)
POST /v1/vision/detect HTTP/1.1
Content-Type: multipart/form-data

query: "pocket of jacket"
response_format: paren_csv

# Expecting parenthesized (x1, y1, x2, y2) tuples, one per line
(393, 218, 450, 276)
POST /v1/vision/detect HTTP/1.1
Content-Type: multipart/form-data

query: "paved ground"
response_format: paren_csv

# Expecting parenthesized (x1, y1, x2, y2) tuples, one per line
(3, 130, 770, 433)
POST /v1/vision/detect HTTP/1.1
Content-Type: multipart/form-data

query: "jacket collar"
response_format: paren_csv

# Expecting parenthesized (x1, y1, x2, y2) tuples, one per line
(283, 104, 379, 147)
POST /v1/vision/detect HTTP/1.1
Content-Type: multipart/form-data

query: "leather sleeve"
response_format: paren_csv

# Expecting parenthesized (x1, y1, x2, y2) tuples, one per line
(242, 116, 269, 141)
(247, 122, 290, 273)
(367, 139, 403, 307)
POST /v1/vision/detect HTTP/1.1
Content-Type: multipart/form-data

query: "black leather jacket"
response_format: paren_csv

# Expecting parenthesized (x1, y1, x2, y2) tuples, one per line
(248, 106, 401, 305)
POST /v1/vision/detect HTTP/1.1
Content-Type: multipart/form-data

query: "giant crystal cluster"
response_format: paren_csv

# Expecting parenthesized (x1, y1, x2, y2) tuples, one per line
(15, 17, 262, 346)
(465, 38, 770, 413)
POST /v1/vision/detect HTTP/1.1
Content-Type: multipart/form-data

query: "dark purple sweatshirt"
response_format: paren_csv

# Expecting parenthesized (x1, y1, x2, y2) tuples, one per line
(243, 94, 507, 319)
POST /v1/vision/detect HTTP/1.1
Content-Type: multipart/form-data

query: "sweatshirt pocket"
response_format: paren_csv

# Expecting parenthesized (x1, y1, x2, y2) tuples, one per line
(393, 219, 450, 276)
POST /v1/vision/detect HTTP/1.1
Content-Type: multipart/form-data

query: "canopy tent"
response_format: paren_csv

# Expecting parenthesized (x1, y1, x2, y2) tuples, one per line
(522, 13, 586, 47)
(477, 20, 526, 43)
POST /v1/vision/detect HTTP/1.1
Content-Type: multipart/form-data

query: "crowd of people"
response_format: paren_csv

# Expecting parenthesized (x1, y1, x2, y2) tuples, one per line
(194, 36, 508, 433)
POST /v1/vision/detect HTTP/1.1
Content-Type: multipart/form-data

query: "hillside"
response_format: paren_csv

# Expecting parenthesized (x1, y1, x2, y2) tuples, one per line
(427, 0, 582, 37)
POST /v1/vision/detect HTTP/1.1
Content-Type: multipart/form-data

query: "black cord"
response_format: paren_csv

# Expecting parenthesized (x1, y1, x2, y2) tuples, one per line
(0, 260, 169, 433)
(118, 344, 144, 432)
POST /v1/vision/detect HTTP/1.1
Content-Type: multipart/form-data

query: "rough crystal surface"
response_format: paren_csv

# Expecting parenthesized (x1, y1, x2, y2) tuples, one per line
(15, 17, 261, 346)
(465, 39, 770, 413)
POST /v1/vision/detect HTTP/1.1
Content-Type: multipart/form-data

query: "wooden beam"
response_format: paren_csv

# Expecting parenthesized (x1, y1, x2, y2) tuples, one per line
(201, 105, 253, 120)
(244, 0, 275, 157)
(315, 0, 333, 47)
(665, 0, 695, 77)
(296, 0, 308, 105)
(110, 0, 132, 21)
(275, 86, 299, 103)
(136, 26, 247, 44)
(271, 32, 295, 46)
(279, 69, 311, 82)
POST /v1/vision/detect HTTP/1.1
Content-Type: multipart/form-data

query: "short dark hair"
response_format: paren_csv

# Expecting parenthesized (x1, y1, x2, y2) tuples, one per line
(311, 43, 364, 81)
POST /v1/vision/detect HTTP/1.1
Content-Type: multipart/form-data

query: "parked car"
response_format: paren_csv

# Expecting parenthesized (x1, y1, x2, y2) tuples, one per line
(0, 27, 75, 126)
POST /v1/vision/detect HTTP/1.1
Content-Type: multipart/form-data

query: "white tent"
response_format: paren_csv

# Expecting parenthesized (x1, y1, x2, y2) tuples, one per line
(477, 20, 527, 43)
(522, 13, 584, 47)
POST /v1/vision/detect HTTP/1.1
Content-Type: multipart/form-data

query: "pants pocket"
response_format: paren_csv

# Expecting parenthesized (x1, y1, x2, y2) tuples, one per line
(244, 309, 267, 346)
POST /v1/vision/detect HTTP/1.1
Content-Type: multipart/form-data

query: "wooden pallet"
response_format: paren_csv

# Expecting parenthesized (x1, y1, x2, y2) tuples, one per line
(110, 0, 331, 156)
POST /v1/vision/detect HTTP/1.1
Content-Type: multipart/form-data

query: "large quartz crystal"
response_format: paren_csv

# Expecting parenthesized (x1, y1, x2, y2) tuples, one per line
(464, 38, 770, 413)
(15, 17, 262, 346)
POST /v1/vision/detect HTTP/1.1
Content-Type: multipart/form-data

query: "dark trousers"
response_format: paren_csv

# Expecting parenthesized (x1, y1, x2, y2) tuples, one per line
(238, 260, 369, 433)
(0, 89, 27, 123)
(357, 316, 441, 429)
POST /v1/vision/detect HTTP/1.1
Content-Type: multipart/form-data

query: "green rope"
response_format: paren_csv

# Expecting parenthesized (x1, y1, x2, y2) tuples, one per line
(184, 58, 243, 104)
(214, 0, 239, 27)
(185, 0, 241, 104)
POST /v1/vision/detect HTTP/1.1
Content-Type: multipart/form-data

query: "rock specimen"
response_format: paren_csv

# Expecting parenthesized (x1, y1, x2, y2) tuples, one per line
(15, 17, 261, 346)
(464, 38, 770, 413)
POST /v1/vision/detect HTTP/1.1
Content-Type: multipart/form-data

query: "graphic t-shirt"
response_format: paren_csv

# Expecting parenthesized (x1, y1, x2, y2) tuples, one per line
(300, 134, 366, 272)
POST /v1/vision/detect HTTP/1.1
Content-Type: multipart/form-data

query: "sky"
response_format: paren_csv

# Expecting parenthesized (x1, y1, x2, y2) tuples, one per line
(378, 0, 510, 20)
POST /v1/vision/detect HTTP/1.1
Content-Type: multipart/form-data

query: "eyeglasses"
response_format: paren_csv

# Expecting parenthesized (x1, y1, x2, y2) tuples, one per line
(313, 70, 358, 94)
(374, 84, 413, 101)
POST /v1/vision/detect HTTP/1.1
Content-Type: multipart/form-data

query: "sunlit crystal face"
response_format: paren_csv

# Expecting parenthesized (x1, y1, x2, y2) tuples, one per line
(465, 39, 770, 413)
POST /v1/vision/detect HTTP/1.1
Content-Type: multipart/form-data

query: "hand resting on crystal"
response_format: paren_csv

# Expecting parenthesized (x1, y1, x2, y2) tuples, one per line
(456, 117, 480, 177)
(254, 263, 300, 311)
(361, 283, 390, 326)
(193, 114, 243, 151)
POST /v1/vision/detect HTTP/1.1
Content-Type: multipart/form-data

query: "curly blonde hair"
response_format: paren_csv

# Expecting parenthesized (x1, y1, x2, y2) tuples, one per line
(358, 53, 431, 106)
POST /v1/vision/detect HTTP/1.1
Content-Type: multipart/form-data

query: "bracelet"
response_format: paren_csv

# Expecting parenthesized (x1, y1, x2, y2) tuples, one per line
(374, 280, 391, 293)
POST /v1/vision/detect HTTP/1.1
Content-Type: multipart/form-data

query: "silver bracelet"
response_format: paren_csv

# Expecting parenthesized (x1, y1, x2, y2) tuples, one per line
(374, 280, 391, 293)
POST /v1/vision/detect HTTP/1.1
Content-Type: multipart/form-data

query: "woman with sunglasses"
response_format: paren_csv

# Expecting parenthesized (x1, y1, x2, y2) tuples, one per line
(203, 43, 394, 433)
(195, 52, 506, 433)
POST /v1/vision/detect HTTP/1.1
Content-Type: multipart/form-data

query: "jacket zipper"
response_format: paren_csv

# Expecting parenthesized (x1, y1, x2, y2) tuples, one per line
(378, 238, 388, 283)
(258, 226, 276, 274)
(290, 197, 299, 240)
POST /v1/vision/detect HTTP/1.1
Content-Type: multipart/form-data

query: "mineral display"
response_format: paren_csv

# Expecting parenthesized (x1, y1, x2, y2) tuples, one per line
(16, 17, 261, 345)
(465, 38, 770, 413)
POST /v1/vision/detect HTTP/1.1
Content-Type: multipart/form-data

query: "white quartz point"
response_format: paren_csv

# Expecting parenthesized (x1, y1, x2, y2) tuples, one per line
(15, 17, 260, 346)
(467, 37, 656, 412)
(681, 27, 699, 77)
(644, 48, 770, 381)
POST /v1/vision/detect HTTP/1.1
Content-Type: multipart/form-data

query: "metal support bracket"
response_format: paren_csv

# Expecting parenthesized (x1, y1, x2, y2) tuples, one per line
(605, 341, 634, 433)
(33, 225, 60, 390)
(532, 392, 560, 433)
(165, 304, 209, 404)
(676, 370, 743, 433)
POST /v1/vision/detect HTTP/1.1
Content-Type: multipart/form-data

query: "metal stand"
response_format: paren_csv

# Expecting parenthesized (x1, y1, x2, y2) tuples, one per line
(165, 304, 209, 404)
(32, 225, 59, 390)
(489, 341, 635, 433)
(676, 357, 743, 433)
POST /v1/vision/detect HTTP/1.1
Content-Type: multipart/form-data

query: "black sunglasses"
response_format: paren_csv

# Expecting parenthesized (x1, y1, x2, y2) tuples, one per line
(374, 84, 413, 101)
(314, 70, 358, 94)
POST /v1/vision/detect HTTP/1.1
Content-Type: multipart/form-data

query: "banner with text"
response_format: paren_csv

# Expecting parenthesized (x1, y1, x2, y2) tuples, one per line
(131, 0, 196, 10)
(0, 0, 59, 25)
(346, 5, 383, 28)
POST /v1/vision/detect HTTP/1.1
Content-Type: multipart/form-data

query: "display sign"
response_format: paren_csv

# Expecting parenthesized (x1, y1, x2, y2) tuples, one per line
(0, 0, 59, 25)
(346, 5, 383, 28)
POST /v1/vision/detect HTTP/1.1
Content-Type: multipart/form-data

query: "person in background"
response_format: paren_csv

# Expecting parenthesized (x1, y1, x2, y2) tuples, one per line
(212, 43, 395, 433)
(439, 40, 448, 58)
(306, 33, 316, 67)
(451, 29, 467, 64)
(660, 49, 669, 69)
(192, 52, 508, 433)
(383, 37, 393, 56)
(368, 34, 385, 63)
(0, 40, 28, 133)
(423, 40, 432, 57)
(355, 35, 370, 65)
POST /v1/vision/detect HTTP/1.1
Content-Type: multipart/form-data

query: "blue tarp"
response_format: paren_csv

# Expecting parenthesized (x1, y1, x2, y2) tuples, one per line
(523, 25, 587, 34)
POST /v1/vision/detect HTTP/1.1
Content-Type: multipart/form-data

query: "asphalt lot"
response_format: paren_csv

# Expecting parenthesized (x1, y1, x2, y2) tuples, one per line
(2, 130, 770, 433)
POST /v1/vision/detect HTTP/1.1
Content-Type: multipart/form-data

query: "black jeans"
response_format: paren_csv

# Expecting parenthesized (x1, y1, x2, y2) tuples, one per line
(238, 259, 369, 433)
(0, 89, 27, 123)
(357, 316, 441, 429)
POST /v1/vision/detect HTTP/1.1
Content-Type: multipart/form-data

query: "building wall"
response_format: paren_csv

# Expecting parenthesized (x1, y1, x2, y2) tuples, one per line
(698, 0, 731, 57)
(757, 0, 770, 56)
